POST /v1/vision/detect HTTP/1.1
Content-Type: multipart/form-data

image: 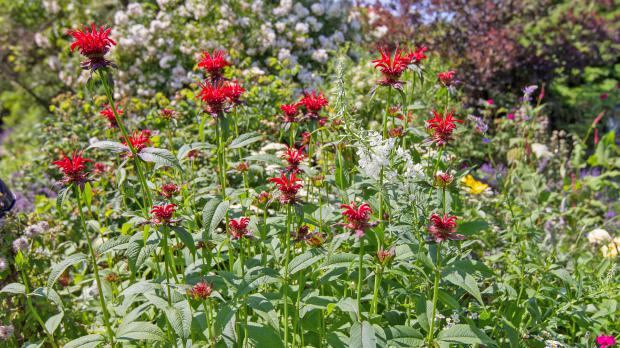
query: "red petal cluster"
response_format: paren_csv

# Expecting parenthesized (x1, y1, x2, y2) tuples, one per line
(189, 281, 213, 300)
(150, 203, 177, 225)
(160, 183, 179, 199)
(372, 47, 410, 87)
(123, 130, 152, 153)
(269, 172, 303, 204)
(425, 111, 462, 146)
(68, 23, 116, 71)
(229, 217, 251, 239)
(340, 202, 374, 237)
(197, 81, 245, 116)
(282, 146, 306, 173)
(52, 151, 92, 186)
(407, 46, 428, 65)
(197, 50, 230, 80)
(428, 213, 464, 243)
(100, 104, 122, 128)
(280, 104, 299, 123)
(437, 70, 456, 87)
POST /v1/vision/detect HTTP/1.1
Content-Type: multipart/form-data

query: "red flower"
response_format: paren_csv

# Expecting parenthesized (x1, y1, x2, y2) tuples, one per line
(150, 204, 177, 225)
(123, 130, 151, 153)
(298, 91, 328, 119)
(94, 162, 111, 174)
(428, 213, 464, 243)
(280, 103, 299, 123)
(160, 108, 177, 119)
(269, 172, 303, 204)
(300, 131, 312, 145)
(596, 335, 616, 348)
(426, 111, 462, 146)
(340, 201, 375, 237)
(229, 217, 251, 239)
(236, 162, 250, 173)
(372, 47, 410, 87)
(160, 183, 179, 199)
(407, 46, 428, 65)
(189, 281, 213, 300)
(282, 146, 306, 173)
(197, 49, 230, 80)
(52, 150, 92, 186)
(434, 171, 454, 188)
(100, 104, 122, 128)
(197, 81, 229, 116)
(377, 247, 395, 265)
(68, 23, 117, 71)
(186, 149, 200, 159)
(437, 71, 456, 87)
(255, 191, 272, 205)
(224, 81, 245, 105)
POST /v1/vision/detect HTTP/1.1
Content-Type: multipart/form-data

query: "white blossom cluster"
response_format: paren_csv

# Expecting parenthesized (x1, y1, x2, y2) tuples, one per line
(41, 0, 361, 98)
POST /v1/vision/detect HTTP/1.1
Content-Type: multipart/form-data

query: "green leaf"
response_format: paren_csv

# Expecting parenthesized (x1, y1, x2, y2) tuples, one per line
(45, 311, 63, 334)
(56, 186, 71, 216)
(88, 140, 129, 153)
(214, 304, 237, 338)
(177, 142, 212, 160)
(551, 268, 575, 285)
(164, 299, 192, 339)
(229, 132, 262, 149)
(1, 283, 25, 295)
(437, 324, 495, 346)
(246, 322, 284, 348)
(47, 253, 87, 289)
(170, 226, 196, 255)
(64, 334, 105, 348)
(444, 271, 484, 305)
(117, 321, 166, 342)
(383, 325, 425, 347)
(202, 198, 229, 239)
(458, 220, 489, 236)
(287, 249, 324, 276)
(349, 321, 377, 348)
(138, 147, 182, 170)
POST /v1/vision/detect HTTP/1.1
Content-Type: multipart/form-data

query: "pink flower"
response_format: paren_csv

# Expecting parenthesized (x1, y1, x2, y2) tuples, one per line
(428, 213, 464, 243)
(229, 217, 251, 239)
(506, 113, 515, 120)
(340, 202, 376, 237)
(596, 335, 616, 348)
(600, 93, 609, 101)
(486, 99, 494, 105)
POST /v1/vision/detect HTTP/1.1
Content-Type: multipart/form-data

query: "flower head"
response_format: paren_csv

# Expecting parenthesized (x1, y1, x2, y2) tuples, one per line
(189, 281, 213, 300)
(150, 204, 177, 225)
(224, 81, 245, 105)
(298, 91, 328, 119)
(306, 231, 326, 247)
(426, 111, 462, 146)
(341, 202, 375, 237)
(462, 175, 489, 195)
(229, 217, 251, 239)
(428, 213, 464, 243)
(0, 325, 14, 340)
(197, 49, 230, 80)
(407, 46, 428, 65)
(100, 103, 122, 128)
(255, 191, 272, 205)
(12, 237, 28, 254)
(596, 335, 617, 348)
(280, 103, 299, 123)
(269, 172, 303, 204)
(437, 71, 456, 87)
(377, 247, 395, 265)
(197, 81, 229, 116)
(372, 47, 409, 88)
(160, 108, 177, 120)
(52, 150, 92, 186)
(282, 146, 306, 173)
(123, 130, 151, 153)
(601, 237, 620, 258)
(434, 171, 454, 188)
(160, 183, 179, 199)
(68, 23, 117, 71)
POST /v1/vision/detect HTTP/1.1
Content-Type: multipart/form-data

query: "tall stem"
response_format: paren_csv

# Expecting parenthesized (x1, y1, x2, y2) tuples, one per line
(283, 204, 292, 346)
(427, 243, 441, 344)
(371, 265, 382, 316)
(162, 225, 172, 305)
(74, 186, 115, 345)
(19, 266, 59, 348)
(356, 236, 365, 321)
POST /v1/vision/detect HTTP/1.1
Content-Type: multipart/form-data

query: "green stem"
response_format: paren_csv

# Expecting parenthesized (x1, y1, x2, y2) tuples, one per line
(371, 265, 382, 316)
(283, 204, 292, 346)
(19, 266, 59, 348)
(357, 236, 365, 321)
(427, 243, 442, 345)
(162, 225, 172, 305)
(74, 186, 115, 346)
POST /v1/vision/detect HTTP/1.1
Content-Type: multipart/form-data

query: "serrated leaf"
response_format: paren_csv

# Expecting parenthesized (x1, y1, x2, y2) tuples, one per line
(246, 322, 284, 348)
(138, 147, 182, 170)
(349, 321, 376, 348)
(47, 253, 87, 289)
(229, 132, 262, 149)
(88, 140, 129, 153)
(384, 325, 424, 347)
(117, 321, 166, 342)
(64, 334, 105, 348)
(444, 271, 484, 305)
(45, 311, 63, 334)
(1, 283, 25, 294)
(287, 249, 324, 276)
(437, 324, 495, 346)
(202, 198, 228, 239)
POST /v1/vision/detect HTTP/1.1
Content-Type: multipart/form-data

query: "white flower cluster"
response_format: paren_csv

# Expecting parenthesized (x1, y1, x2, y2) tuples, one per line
(356, 131, 394, 181)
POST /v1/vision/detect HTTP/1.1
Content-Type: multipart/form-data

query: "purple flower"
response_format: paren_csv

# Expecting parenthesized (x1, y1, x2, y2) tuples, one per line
(12, 237, 28, 253)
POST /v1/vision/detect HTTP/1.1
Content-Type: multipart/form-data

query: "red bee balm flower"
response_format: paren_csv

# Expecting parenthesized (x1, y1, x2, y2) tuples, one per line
(280, 103, 299, 123)
(269, 172, 303, 204)
(299, 91, 328, 119)
(223, 81, 245, 105)
(426, 111, 462, 146)
(160, 183, 179, 199)
(437, 71, 456, 87)
(53, 151, 92, 186)
(282, 146, 306, 173)
(197, 81, 229, 116)
(197, 50, 230, 80)
(100, 104, 122, 128)
(340, 202, 375, 237)
(377, 247, 395, 265)
(150, 204, 177, 225)
(434, 171, 454, 188)
(428, 213, 464, 243)
(123, 130, 151, 153)
(160, 108, 177, 119)
(407, 46, 428, 65)
(372, 47, 410, 88)
(229, 217, 251, 239)
(68, 23, 117, 71)
(189, 281, 213, 300)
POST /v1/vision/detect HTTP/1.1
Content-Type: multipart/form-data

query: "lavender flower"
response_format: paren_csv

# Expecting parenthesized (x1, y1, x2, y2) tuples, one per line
(0, 257, 7, 272)
(12, 237, 28, 253)
(522, 85, 538, 102)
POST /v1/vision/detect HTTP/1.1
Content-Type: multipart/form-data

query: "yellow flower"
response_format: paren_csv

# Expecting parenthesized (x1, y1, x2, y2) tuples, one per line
(462, 175, 489, 195)
(601, 237, 620, 258)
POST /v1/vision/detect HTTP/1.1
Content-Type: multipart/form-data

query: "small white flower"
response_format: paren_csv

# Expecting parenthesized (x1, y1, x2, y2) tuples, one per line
(0, 257, 7, 272)
(587, 228, 611, 244)
(0, 325, 14, 340)
(531, 143, 552, 159)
